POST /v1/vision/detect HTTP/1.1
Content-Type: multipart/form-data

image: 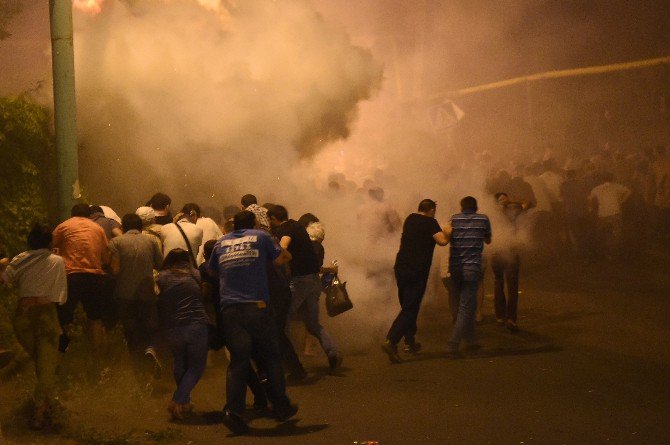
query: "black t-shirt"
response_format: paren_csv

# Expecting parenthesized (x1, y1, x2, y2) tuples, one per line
(155, 213, 173, 225)
(273, 219, 320, 277)
(312, 240, 325, 269)
(394, 213, 441, 275)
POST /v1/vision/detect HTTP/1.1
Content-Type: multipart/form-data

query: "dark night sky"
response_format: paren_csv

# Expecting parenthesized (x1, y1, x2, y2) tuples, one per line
(1, 0, 669, 95)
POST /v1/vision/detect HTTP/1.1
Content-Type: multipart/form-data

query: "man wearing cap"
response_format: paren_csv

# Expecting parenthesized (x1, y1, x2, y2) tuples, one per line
(136, 206, 163, 255)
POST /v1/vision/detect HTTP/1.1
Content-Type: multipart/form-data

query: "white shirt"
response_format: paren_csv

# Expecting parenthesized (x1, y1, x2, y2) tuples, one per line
(589, 182, 631, 218)
(2, 249, 67, 304)
(523, 175, 553, 212)
(539, 171, 564, 203)
(160, 219, 204, 262)
(195, 217, 223, 265)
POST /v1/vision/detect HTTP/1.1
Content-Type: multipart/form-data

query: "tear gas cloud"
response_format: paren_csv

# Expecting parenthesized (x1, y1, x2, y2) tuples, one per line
(74, 0, 382, 204)
(67, 0, 662, 352)
(69, 0, 534, 352)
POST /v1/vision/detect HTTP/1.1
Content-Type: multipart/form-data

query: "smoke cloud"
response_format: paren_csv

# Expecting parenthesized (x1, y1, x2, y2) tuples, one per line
(71, 0, 501, 352)
(74, 0, 382, 207)
(64, 0, 667, 352)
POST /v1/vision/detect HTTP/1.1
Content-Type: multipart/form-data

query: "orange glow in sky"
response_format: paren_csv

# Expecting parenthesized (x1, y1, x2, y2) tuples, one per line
(73, 0, 104, 15)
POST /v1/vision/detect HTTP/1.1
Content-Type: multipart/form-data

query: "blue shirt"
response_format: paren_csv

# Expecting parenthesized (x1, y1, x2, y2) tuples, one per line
(449, 210, 491, 271)
(208, 229, 281, 308)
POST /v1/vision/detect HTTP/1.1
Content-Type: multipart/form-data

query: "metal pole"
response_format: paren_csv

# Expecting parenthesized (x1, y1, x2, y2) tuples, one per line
(50, 0, 80, 222)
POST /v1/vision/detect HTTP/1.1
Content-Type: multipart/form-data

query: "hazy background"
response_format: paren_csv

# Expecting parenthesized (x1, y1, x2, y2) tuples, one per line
(1, 0, 669, 350)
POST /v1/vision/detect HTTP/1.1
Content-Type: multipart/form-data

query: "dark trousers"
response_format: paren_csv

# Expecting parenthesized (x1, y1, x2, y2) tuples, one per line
(57, 273, 109, 326)
(492, 253, 520, 322)
(269, 281, 305, 375)
(220, 304, 291, 416)
(386, 269, 428, 345)
(117, 299, 159, 374)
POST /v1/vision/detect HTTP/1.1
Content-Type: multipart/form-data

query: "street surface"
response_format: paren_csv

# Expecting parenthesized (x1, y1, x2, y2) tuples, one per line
(1, 253, 669, 444)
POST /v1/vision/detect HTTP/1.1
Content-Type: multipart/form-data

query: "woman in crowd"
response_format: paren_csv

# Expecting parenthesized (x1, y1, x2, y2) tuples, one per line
(157, 248, 209, 420)
(0, 224, 67, 429)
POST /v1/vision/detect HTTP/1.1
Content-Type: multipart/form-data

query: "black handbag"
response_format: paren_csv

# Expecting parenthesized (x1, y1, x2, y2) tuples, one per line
(324, 275, 353, 317)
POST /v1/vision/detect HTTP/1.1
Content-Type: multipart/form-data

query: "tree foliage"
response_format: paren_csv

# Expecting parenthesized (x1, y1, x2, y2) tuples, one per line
(0, 95, 56, 257)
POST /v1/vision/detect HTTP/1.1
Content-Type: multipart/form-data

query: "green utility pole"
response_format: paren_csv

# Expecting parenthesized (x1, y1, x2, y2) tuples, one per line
(49, 0, 80, 222)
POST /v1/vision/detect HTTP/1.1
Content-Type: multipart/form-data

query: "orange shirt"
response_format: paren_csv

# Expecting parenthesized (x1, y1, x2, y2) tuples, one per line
(52, 217, 108, 275)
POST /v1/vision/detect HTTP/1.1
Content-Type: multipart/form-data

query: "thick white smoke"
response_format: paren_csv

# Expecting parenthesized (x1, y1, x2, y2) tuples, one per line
(73, 0, 382, 205)
(72, 0, 498, 352)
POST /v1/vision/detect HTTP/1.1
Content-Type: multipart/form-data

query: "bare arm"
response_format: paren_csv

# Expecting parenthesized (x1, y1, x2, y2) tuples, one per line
(433, 229, 449, 246)
(273, 247, 292, 266)
(111, 227, 123, 238)
(443, 223, 453, 244)
(279, 235, 292, 250)
(109, 250, 121, 275)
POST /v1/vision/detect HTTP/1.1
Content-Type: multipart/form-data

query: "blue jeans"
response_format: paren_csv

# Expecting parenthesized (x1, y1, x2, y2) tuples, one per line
(165, 323, 209, 405)
(221, 304, 292, 416)
(386, 268, 428, 345)
(289, 274, 337, 357)
(448, 267, 481, 350)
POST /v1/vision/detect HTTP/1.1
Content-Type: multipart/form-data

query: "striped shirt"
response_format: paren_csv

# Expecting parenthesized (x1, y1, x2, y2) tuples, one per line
(449, 210, 491, 271)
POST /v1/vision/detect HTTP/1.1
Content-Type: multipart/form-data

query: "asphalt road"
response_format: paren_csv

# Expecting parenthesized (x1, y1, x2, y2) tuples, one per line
(1, 253, 669, 444)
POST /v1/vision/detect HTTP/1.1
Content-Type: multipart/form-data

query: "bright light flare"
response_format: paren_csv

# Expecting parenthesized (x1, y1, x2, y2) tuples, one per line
(73, 0, 104, 16)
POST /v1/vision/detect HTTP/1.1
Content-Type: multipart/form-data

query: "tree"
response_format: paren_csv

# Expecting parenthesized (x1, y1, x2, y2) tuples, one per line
(0, 95, 57, 256)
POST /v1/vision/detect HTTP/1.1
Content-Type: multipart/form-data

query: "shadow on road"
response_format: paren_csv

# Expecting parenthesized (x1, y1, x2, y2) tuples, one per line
(396, 324, 562, 364)
(189, 412, 328, 437)
(242, 419, 329, 437)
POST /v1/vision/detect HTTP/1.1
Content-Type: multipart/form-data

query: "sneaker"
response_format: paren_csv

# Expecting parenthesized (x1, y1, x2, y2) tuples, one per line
(30, 401, 49, 430)
(167, 400, 183, 421)
(274, 403, 298, 422)
(222, 410, 250, 434)
(181, 403, 195, 415)
(251, 401, 269, 414)
(463, 343, 482, 353)
(403, 342, 422, 354)
(144, 347, 163, 379)
(445, 346, 463, 359)
(381, 340, 402, 364)
(506, 321, 519, 333)
(58, 334, 70, 353)
(328, 353, 343, 373)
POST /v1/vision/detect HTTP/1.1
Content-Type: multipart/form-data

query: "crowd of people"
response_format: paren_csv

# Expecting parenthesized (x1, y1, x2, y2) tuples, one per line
(0, 193, 340, 433)
(480, 143, 670, 261)
(0, 142, 667, 434)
